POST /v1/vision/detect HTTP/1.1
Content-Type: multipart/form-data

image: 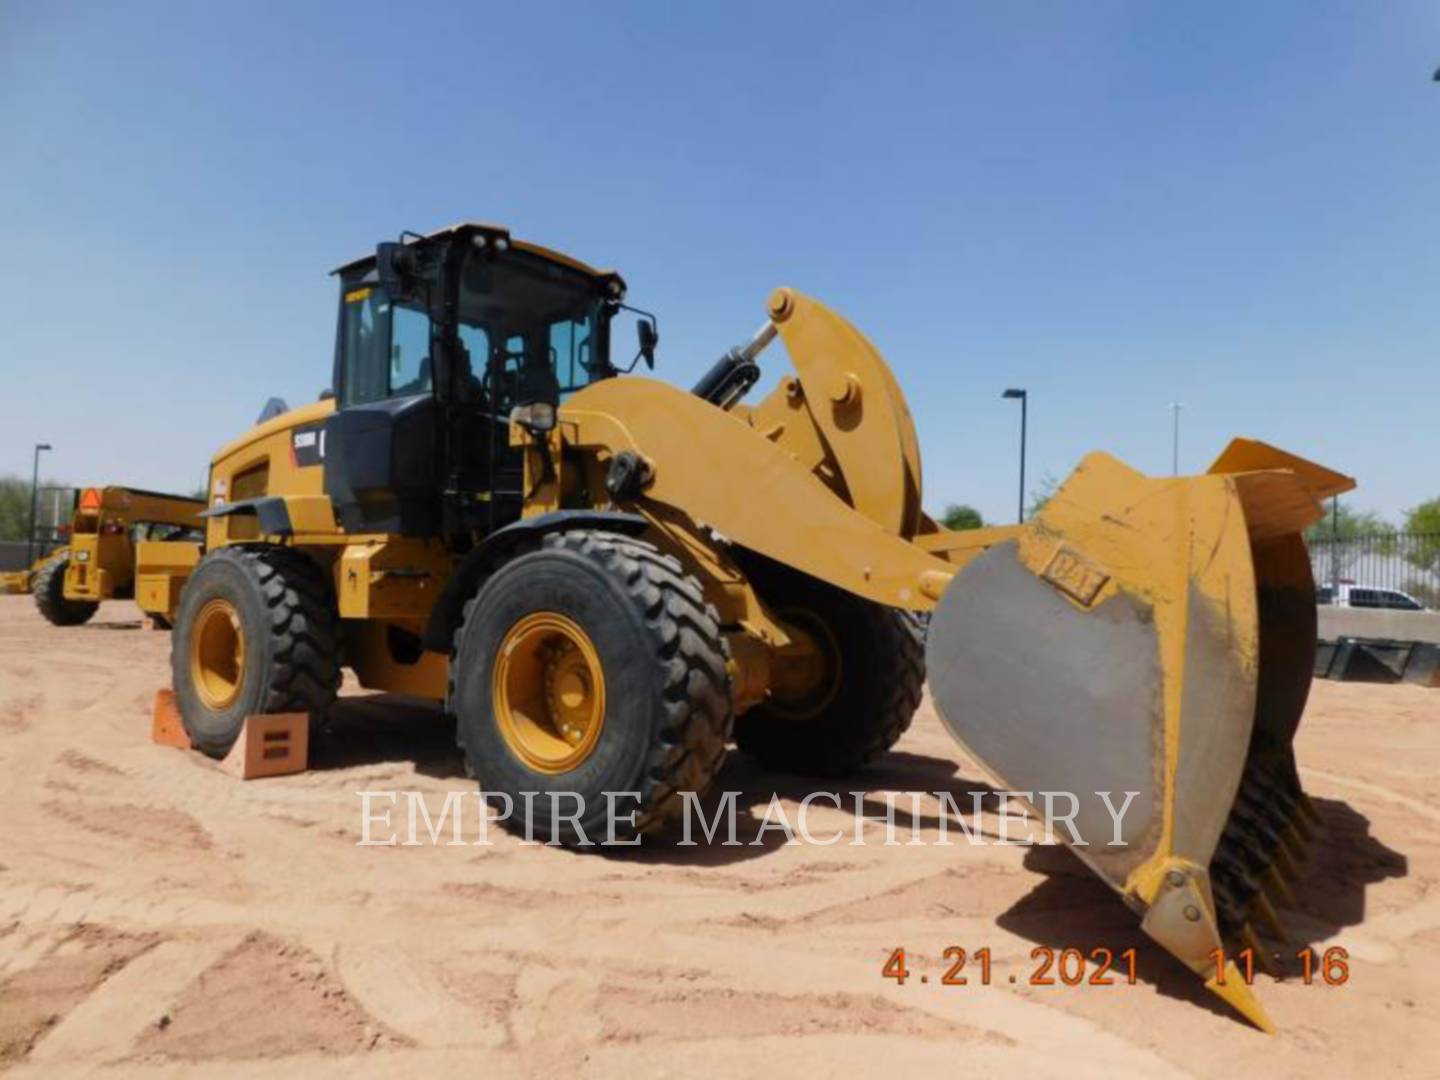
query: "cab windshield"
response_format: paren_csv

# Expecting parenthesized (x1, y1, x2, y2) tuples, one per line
(456, 248, 608, 414)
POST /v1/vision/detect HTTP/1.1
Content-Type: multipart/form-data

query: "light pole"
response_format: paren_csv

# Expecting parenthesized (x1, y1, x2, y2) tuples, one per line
(1002, 388, 1027, 523)
(1330, 494, 1340, 601)
(1170, 402, 1183, 476)
(26, 443, 52, 566)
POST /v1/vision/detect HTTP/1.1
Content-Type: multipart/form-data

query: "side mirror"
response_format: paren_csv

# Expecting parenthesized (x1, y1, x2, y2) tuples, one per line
(376, 241, 419, 298)
(637, 318, 658, 370)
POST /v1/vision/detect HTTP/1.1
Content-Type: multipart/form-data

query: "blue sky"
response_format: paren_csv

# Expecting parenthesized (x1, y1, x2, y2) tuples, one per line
(1, 2, 1436, 525)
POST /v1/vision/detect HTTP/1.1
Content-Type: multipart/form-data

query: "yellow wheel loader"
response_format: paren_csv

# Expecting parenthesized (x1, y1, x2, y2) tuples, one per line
(32, 486, 205, 626)
(166, 223, 1351, 1030)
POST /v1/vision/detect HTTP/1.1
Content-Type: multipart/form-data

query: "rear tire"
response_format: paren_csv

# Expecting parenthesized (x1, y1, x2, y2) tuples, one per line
(33, 551, 99, 626)
(735, 559, 925, 777)
(171, 545, 340, 758)
(449, 530, 732, 845)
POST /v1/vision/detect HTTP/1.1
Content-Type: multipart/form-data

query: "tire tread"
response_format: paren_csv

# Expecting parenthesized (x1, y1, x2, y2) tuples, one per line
(33, 551, 99, 626)
(449, 529, 732, 838)
(735, 562, 925, 777)
(172, 544, 340, 755)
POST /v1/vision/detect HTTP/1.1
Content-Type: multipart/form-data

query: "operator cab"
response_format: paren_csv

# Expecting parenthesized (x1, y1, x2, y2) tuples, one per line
(324, 223, 652, 542)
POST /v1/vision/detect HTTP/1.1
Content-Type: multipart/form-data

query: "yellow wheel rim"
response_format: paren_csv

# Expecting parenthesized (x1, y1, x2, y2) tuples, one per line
(493, 612, 606, 774)
(191, 597, 246, 711)
(766, 607, 842, 721)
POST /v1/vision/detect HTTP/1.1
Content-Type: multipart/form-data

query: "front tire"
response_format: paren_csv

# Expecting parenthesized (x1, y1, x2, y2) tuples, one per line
(449, 530, 732, 845)
(33, 551, 98, 626)
(170, 545, 340, 757)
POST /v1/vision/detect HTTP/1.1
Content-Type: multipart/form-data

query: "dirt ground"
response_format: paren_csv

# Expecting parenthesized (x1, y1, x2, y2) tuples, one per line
(0, 595, 1436, 1077)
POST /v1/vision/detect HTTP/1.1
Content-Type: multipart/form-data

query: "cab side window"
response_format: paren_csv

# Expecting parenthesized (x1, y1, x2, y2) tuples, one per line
(340, 286, 433, 406)
(341, 288, 385, 406)
(389, 306, 432, 397)
(550, 317, 594, 397)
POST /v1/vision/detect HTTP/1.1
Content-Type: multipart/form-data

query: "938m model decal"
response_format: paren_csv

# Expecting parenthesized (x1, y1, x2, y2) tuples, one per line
(290, 422, 326, 468)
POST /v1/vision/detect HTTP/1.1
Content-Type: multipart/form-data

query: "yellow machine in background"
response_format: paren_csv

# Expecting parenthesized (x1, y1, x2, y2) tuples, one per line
(32, 486, 204, 626)
(1, 551, 59, 596)
(163, 223, 1352, 1029)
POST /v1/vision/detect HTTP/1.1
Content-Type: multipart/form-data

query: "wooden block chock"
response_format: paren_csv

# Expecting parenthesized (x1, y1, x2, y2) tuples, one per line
(152, 689, 192, 750)
(220, 713, 309, 780)
(151, 689, 309, 780)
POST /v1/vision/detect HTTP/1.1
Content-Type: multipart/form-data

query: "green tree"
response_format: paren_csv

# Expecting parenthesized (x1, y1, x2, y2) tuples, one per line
(0, 474, 74, 543)
(0, 475, 37, 542)
(1303, 500, 1395, 543)
(1406, 497, 1440, 536)
(1026, 473, 1059, 519)
(940, 504, 984, 531)
(1403, 497, 1440, 580)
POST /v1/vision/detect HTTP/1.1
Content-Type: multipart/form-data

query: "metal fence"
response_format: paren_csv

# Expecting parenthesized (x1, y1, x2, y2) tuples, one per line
(1308, 532, 1440, 610)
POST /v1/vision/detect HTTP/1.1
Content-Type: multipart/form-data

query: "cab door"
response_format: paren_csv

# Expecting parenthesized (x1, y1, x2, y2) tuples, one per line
(323, 284, 441, 536)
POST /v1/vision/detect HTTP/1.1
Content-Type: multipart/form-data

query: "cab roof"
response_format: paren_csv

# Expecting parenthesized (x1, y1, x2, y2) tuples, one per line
(330, 221, 624, 292)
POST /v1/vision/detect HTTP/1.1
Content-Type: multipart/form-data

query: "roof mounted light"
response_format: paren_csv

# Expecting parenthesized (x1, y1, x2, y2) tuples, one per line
(493, 237, 509, 252)
(472, 234, 488, 249)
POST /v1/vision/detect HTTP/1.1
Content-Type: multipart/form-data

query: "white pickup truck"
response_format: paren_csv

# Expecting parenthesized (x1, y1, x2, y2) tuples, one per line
(1316, 583, 1429, 610)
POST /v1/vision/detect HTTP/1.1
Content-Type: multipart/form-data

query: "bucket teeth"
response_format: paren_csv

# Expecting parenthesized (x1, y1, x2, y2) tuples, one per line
(1271, 839, 1300, 881)
(1210, 866, 1251, 939)
(1262, 864, 1297, 909)
(1265, 782, 1296, 814)
(1250, 891, 1289, 941)
(1216, 813, 1281, 889)
(1283, 821, 1309, 859)
(1210, 756, 1312, 974)
(1284, 800, 1319, 852)
(1288, 810, 1315, 843)
(1240, 923, 1280, 976)
(1232, 801, 1283, 855)
(1227, 822, 1273, 876)
(1217, 760, 1317, 899)
(1261, 792, 1309, 866)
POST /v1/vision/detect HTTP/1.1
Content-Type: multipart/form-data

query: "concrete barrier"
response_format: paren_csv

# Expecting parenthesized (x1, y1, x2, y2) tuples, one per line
(1315, 637, 1440, 687)
(1324, 639, 1409, 683)
(1404, 643, 1440, 688)
(1318, 607, 1440, 646)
